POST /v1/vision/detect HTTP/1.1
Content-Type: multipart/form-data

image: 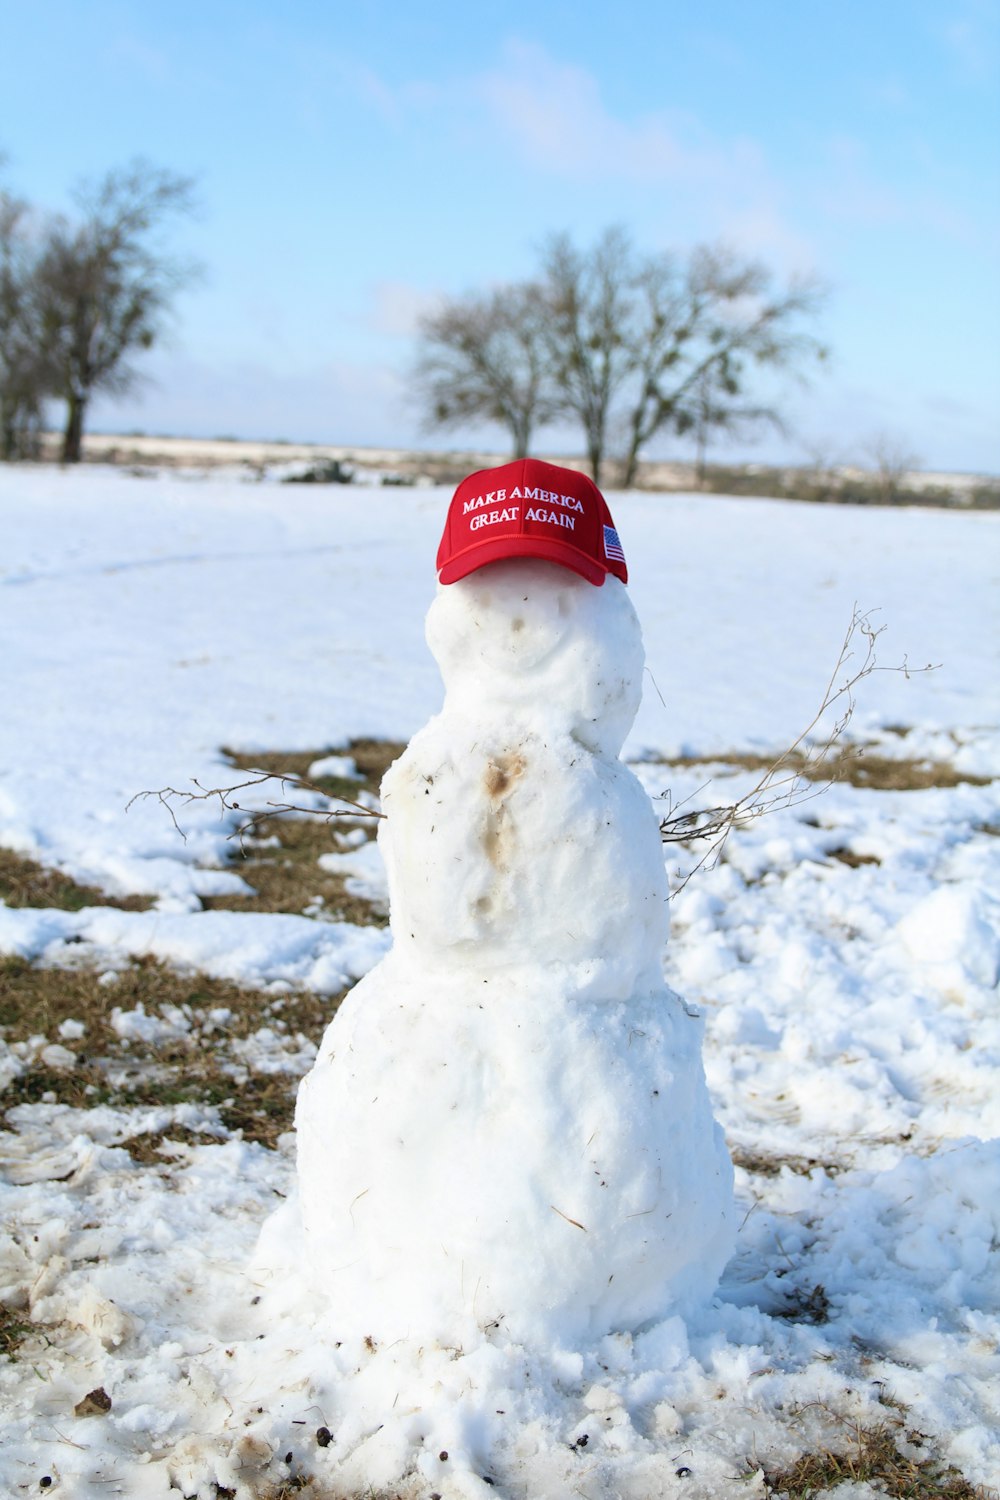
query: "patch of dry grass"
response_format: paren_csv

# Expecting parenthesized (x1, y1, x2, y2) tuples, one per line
(0, 952, 321, 1045)
(0, 954, 345, 1149)
(647, 745, 991, 793)
(0, 744, 397, 1155)
(760, 1416, 992, 1498)
(212, 1477, 313, 1500)
(0, 848, 153, 912)
(772, 1283, 832, 1326)
(200, 814, 387, 926)
(0, 1300, 47, 1359)
(221, 738, 406, 793)
(119, 1124, 226, 1163)
(199, 741, 404, 924)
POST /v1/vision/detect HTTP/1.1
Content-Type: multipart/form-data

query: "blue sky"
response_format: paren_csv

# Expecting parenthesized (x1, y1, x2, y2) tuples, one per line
(3, 0, 998, 470)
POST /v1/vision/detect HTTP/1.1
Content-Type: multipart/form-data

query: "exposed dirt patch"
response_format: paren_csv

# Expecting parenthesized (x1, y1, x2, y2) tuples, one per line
(484, 752, 527, 802)
(0, 848, 154, 912)
(827, 847, 882, 868)
(214, 1072, 308, 1150)
(730, 1145, 844, 1178)
(0, 749, 402, 1153)
(208, 1477, 313, 1500)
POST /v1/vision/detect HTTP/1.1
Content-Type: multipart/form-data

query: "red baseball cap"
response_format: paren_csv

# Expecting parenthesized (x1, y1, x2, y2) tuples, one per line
(436, 458, 628, 587)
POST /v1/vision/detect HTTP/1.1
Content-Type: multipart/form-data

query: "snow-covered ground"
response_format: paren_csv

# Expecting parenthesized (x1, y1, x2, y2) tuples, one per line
(1, 466, 998, 1497)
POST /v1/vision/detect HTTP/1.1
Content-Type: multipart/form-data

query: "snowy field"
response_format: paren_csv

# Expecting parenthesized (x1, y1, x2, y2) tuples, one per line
(1, 465, 998, 1498)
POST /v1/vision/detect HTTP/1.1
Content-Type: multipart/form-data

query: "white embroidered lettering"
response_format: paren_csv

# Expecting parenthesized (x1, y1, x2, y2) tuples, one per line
(469, 506, 519, 532)
(463, 488, 507, 515)
(525, 506, 576, 529)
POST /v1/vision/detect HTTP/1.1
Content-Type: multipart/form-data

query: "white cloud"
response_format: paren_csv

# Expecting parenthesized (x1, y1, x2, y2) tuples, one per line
(365, 281, 444, 338)
(939, 1, 999, 80)
(713, 205, 819, 274)
(478, 40, 726, 183)
(473, 41, 819, 273)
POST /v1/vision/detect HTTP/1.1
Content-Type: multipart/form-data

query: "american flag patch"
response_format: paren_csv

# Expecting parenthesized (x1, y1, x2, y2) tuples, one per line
(603, 524, 625, 563)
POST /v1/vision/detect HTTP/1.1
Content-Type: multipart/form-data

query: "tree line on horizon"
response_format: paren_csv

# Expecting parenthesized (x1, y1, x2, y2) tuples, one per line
(0, 156, 196, 463)
(2, 155, 827, 480)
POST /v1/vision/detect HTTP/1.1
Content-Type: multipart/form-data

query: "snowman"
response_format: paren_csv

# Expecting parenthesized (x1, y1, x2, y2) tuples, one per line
(294, 459, 734, 1349)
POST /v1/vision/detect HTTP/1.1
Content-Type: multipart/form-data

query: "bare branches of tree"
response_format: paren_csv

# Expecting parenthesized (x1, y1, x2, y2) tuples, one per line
(1, 156, 199, 463)
(862, 432, 922, 505)
(412, 226, 828, 487)
(620, 243, 827, 488)
(128, 769, 383, 854)
(657, 607, 936, 886)
(0, 188, 48, 460)
(540, 226, 637, 487)
(35, 160, 199, 462)
(414, 282, 560, 459)
(137, 612, 933, 906)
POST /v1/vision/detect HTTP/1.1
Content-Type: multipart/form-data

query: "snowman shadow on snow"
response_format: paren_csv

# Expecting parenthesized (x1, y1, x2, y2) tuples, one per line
(290, 559, 734, 1349)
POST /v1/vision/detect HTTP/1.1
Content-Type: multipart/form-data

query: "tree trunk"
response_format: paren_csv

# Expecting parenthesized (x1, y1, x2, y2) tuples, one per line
(695, 423, 708, 489)
(61, 394, 86, 463)
(511, 414, 530, 459)
(622, 428, 643, 489)
(622, 385, 658, 489)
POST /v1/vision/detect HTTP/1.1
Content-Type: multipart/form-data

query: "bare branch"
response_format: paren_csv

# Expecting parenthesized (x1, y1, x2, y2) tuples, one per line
(658, 608, 938, 888)
(135, 613, 935, 898)
(128, 767, 384, 853)
(413, 281, 560, 459)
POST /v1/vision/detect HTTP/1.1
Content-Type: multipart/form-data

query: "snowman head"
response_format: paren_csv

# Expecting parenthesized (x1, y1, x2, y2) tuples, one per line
(426, 558, 644, 757)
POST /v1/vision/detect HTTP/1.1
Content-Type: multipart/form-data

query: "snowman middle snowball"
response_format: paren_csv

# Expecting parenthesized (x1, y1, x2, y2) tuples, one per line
(294, 538, 734, 1349)
(386, 560, 670, 991)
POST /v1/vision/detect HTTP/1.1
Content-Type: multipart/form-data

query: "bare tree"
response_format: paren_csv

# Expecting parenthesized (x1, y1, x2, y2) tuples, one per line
(800, 439, 846, 501)
(863, 431, 920, 504)
(414, 282, 560, 459)
(539, 227, 637, 487)
(410, 229, 826, 488)
(686, 365, 784, 488)
(535, 229, 826, 488)
(0, 189, 48, 460)
(658, 606, 936, 889)
(34, 160, 198, 463)
(618, 243, 827, 487)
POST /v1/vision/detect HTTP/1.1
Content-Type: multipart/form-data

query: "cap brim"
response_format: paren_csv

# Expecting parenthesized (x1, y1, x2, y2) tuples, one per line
(438, 534, 607, 586)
